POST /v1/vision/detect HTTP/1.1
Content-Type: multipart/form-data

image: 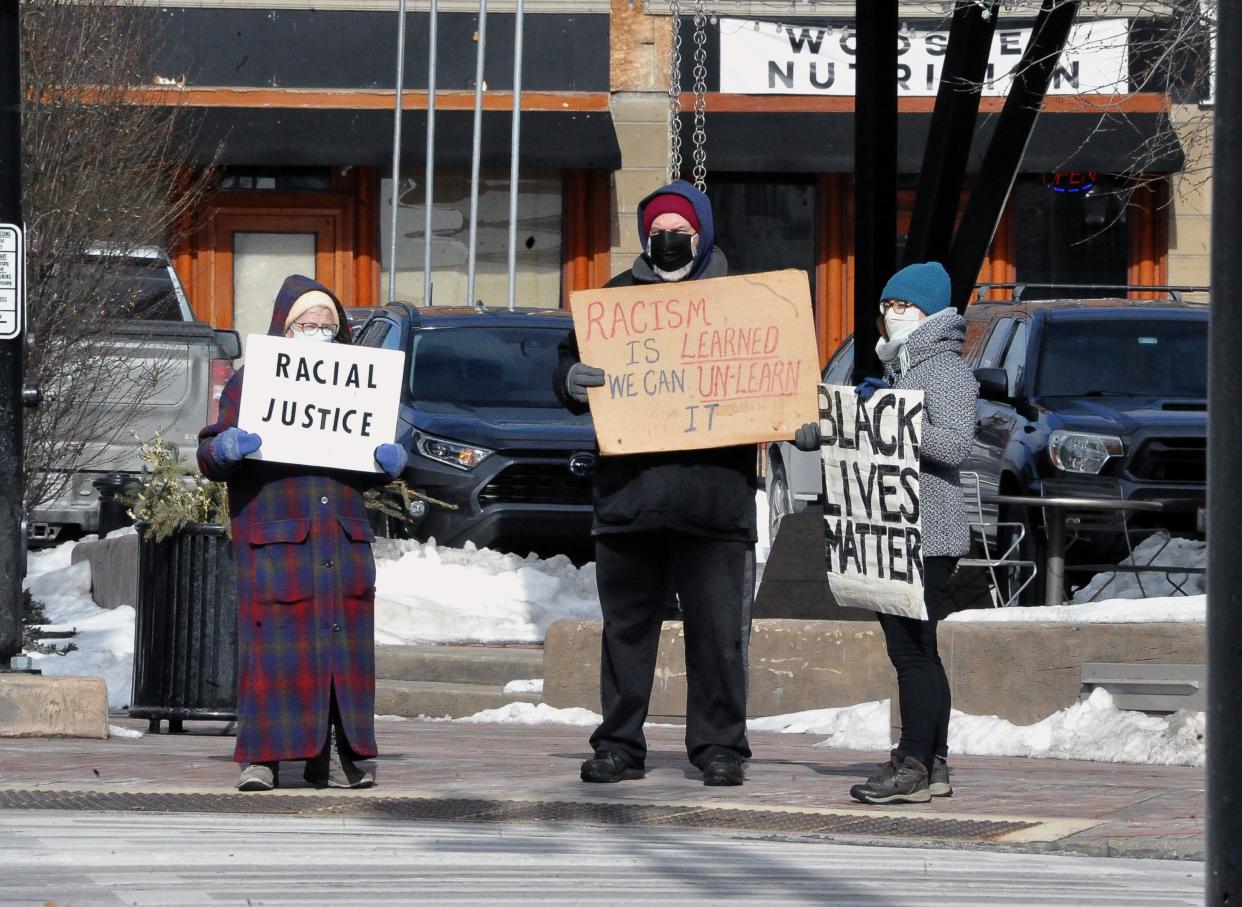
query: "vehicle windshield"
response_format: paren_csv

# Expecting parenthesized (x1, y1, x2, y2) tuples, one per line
(1036, 317, 1207, 399)
(409, 325, 569, 408)
(63, 256, 183, 321)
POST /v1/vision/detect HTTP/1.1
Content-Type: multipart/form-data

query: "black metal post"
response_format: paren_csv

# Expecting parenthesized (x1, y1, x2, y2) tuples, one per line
(944, 0, 1079, 312)
(1208, 3, 1241, 899)
(0, 0, 23, 663)
(852, 0, 898, 383)
(904, 1, 998, 266)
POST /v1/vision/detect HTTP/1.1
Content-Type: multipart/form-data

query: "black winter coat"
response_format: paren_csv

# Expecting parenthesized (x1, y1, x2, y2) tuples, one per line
(555, 250, 758, 542)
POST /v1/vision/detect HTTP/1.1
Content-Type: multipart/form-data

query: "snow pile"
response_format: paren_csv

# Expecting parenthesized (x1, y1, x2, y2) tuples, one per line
(23, 543, 135, 710)
(455, 702, 602, 727)
(946, 594, 1205, 624)
(748, 700, 892, 750)
(1072, 532, 1206, 602)
(373, 539, 600, 644)
(754, 489, 771, 564)
(745, 692, 1203, 767)
(502, 679, 544, 694)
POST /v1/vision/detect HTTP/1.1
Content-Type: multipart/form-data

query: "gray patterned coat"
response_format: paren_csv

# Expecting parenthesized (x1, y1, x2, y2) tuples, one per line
(881, 311, 979, 559)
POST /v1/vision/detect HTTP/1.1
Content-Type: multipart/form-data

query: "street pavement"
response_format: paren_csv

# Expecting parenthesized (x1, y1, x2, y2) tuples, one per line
(0, 717, 1206, 904)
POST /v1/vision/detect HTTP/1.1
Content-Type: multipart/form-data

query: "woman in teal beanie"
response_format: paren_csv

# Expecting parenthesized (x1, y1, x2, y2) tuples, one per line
(794, 261, 979, 804)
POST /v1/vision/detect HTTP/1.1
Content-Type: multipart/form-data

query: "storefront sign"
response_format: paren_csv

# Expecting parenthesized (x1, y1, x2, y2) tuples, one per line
(0, 224, 24, 341)
(819, 383, 926, 620)
(237, 334, 405, 473)
(1043, 171, 1098, 193)
(569, 269, 820, 455)
(719, 17, 1129, 97)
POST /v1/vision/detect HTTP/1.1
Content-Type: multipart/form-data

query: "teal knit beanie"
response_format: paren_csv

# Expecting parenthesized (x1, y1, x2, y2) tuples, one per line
(880, 262, 951, 315)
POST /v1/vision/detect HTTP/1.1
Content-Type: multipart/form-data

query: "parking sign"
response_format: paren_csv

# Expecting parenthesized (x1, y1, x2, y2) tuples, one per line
(0, 224, 22, 341)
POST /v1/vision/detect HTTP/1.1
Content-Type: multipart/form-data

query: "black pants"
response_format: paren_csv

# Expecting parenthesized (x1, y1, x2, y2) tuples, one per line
(590, 531, 752, 769)
(877, 556, 958, 770)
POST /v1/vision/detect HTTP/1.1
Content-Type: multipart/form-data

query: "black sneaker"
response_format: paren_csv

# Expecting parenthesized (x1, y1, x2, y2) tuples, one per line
(929, 756, 952, 798)
(580, 751, 644, 783)
(701, 753, 745, 787)
(304, 724, 374, 789)
(849, 754, 930, 804)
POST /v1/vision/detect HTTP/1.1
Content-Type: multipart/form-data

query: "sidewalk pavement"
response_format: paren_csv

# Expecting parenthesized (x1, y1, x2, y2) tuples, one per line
(0, 717, 1204, 861)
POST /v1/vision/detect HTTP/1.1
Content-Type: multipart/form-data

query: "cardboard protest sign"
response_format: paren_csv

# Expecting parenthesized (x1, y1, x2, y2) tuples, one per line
(569, 269, 820, 455)
(819, 383, 926, 620)
(237, 335, 405, 473)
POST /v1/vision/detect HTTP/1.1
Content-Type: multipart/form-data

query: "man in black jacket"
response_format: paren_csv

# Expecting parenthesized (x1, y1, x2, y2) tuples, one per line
(554, 180, 755, 787)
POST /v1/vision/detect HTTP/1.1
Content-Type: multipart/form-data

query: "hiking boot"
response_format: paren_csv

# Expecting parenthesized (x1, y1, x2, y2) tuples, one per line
(849, 754, 930, 805)
(929, 756, 952, 798)
(237, 762, 278, 792)
(701, 753, 745, 787)
(304, 724, 374, 789)
(580, 751, 644, 783)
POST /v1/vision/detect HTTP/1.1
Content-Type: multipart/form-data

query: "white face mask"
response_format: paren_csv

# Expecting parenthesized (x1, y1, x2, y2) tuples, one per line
(294, 330, 336, 343)
(883, 307, 923, 339)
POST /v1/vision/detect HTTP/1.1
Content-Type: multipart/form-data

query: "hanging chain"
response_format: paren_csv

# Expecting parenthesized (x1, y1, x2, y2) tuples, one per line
(667, 0, 683, 184)
(690, 0, 708, 191)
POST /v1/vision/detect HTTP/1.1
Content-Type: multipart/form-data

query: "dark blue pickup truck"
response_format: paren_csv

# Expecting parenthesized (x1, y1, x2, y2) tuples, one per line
(769, 295, 1208, 604)
(354, 304, 597, 562)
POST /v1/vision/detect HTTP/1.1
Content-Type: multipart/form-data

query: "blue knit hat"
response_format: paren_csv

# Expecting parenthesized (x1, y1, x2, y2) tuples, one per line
(880, 262, 951, 315)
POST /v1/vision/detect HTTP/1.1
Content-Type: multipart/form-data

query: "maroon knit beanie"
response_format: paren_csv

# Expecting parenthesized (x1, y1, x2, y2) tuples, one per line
(641, 193, 701, 235)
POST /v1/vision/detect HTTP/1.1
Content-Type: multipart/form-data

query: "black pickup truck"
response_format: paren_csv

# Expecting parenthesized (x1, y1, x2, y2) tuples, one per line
(769, 293, 1207, 605)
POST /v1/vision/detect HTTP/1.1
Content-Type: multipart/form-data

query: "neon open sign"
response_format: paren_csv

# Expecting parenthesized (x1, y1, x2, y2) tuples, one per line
(1043, 171, 1098, 193)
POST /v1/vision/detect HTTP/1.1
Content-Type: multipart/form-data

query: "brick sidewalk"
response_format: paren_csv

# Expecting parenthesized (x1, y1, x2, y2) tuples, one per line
(0, 717, 1204, 860)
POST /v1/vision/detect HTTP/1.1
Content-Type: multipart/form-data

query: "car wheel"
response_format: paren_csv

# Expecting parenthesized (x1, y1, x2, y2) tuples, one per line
(768, 466, 794, 541)
(998, 504, 1046, 607)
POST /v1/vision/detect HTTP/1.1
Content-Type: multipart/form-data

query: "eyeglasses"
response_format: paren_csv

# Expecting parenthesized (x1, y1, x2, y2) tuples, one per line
(878, 300, 916, 314)
(288, 322, 338, 338)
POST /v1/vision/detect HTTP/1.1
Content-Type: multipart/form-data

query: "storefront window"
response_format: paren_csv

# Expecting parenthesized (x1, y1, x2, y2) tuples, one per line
(1013, 173, 1129, 299)
(707, 175, 817, 297)
(379, 169, 562, 308)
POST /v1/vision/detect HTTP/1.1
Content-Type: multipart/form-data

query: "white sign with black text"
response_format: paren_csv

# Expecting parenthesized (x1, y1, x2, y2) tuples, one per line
(237, 334, 405, 473)
(0, 224, 24, 341)
(720, 17, 1129, 97)
(820, 383, 926, 620)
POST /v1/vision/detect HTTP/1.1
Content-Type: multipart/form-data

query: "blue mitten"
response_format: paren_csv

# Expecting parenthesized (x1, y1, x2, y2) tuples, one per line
(212, 428, 262, 465)
(374, 443, 408, 479)
(855, 376, 890, 402)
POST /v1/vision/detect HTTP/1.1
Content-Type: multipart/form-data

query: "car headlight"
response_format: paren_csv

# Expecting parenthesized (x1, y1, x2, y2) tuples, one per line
(1048, 430, 1123, 475)
(416, 433, 493, 471)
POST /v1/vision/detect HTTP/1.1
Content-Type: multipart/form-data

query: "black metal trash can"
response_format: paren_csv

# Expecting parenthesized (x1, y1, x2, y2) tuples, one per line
(130, 522, 237, 733)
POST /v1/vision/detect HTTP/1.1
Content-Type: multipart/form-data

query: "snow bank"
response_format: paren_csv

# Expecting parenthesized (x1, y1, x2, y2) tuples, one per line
(373, 539, 600, 644)
(1072, 533, 1206, 603)
(946, 594, 1205, 624)
(747, 692, 1204, 767)
(502, 679, 544, 694)
(455, 702, 603, 727)
(24, 551, 135, 710)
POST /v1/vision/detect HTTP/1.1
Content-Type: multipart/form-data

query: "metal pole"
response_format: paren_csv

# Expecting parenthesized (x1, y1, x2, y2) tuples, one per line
(465, 0, 488, 307)
(422, 0, 438, 305)
(1208, 2, 1242, 898)
(387, 0, 409, 305)
(851, 0, 898, 384)
(0, 0, 23, 661)
(506, 0, 525, 312)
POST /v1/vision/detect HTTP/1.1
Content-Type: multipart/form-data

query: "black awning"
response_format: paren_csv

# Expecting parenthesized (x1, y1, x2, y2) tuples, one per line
(188, 107, 621, 171)
(685, 110, 1184, 175)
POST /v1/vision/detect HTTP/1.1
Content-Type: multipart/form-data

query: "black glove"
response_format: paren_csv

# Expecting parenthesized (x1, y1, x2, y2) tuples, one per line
(566, 362, 605, 404)
(793, 422, 821, 452)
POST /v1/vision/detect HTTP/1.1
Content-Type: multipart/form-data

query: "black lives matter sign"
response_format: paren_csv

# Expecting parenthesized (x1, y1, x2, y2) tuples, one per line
(819, 384, 926, 619)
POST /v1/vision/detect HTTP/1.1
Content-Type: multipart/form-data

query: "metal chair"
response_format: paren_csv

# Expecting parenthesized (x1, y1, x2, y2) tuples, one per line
(958, 471, 1038, 607)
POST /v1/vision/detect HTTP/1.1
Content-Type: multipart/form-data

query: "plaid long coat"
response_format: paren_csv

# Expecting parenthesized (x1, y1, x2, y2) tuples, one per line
(198, 275, 387, 764)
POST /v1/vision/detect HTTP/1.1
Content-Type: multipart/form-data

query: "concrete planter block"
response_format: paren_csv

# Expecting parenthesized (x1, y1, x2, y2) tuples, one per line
(0, 674, 109, 739)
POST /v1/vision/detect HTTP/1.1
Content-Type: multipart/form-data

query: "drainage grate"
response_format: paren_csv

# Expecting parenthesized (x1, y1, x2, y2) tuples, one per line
(0, 790, 1034, 842)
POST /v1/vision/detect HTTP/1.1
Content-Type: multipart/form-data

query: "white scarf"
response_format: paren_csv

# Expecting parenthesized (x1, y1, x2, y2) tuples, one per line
(875, 308, 953, 377)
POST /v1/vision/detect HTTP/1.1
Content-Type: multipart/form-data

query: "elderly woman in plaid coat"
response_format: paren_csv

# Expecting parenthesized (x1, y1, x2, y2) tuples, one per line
(198, 274, 408, 792)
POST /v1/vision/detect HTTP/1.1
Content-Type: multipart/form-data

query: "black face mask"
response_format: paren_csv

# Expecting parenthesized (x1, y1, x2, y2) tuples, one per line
(648, 230, 695, 272)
